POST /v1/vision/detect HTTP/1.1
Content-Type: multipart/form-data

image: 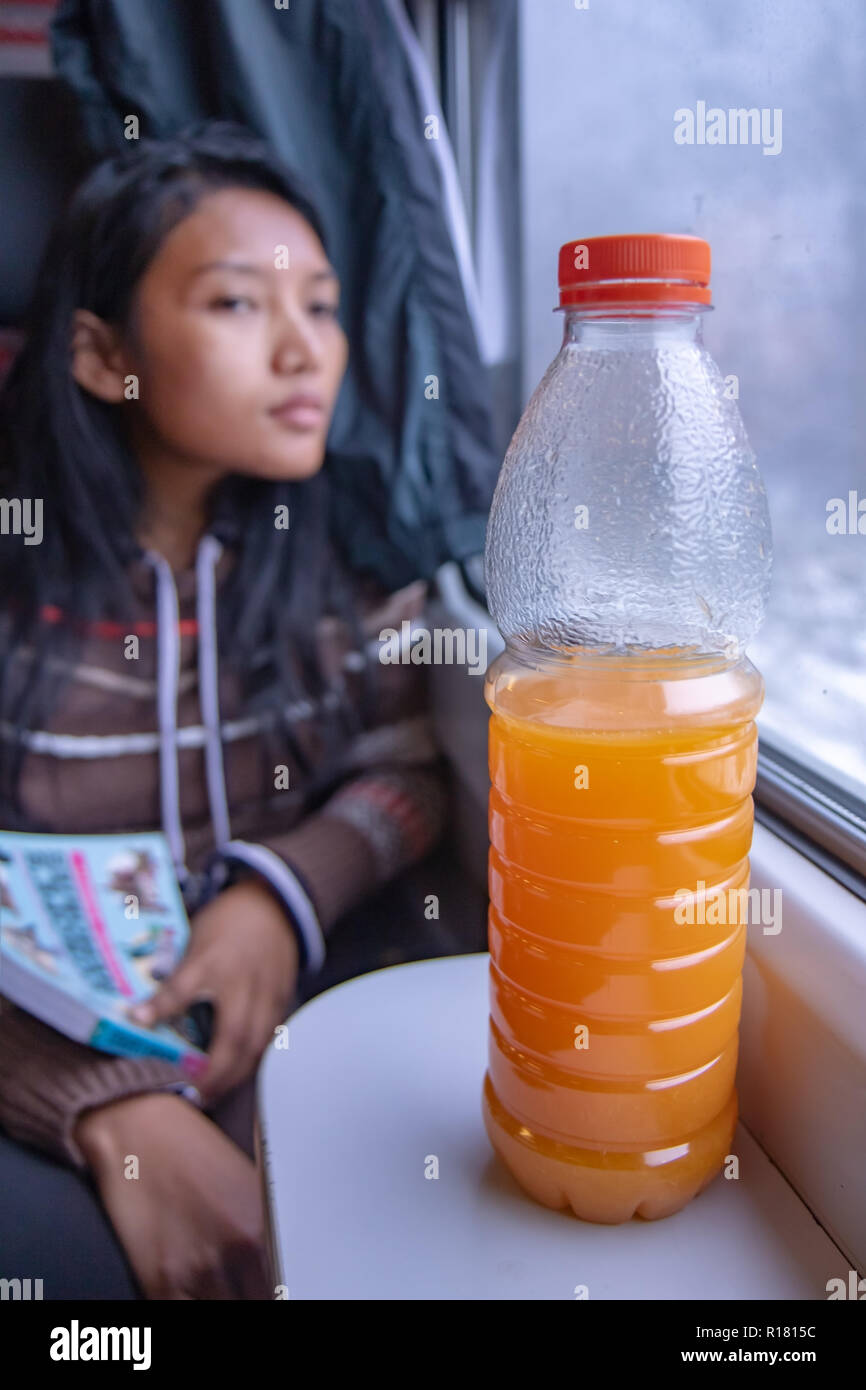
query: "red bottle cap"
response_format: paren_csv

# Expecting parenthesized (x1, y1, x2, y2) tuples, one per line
(558, 234, 712, 307)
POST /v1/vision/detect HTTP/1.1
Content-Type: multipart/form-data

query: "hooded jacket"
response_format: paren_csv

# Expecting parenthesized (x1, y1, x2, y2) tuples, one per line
(0, 532, 448, 1169)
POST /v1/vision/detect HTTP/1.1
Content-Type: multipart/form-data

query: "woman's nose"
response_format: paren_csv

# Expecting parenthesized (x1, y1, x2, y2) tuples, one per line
(272, 308, 323, 372)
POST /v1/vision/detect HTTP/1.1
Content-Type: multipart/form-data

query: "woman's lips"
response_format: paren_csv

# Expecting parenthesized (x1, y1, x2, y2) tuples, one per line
(268, 396, 325, 430)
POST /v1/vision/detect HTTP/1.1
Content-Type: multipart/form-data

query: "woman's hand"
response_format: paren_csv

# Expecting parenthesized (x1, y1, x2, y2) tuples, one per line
(75, 1092, 272, 1300)
(129, 877, 300, 1106)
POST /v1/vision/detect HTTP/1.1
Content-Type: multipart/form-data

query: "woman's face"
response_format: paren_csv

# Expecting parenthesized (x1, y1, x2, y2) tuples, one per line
(117, 186, 348, 484)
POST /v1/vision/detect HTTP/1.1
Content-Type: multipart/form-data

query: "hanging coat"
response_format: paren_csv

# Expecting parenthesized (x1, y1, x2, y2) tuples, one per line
(50, 0, 500, 591)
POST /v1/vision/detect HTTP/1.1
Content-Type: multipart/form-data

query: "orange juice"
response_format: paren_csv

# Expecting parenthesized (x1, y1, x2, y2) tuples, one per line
(481, 650, 764, 1223)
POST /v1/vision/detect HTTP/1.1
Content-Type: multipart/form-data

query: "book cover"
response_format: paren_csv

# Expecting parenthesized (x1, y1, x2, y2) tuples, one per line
(0, 829, 209, 1076)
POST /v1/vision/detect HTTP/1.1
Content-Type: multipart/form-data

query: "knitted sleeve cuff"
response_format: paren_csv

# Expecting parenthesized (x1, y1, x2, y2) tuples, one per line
(0, 1000, 192, 1171)
(219, 838, 329, 974)
(215, 806, 379, 958)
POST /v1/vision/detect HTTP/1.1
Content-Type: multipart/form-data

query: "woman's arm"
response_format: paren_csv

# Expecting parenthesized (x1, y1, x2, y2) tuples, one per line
(0, 997, 195, 1169)
(0, 752, 446, 1170)
(0, 578, 453, 1167)
(0, 877, 299, 1167)
(215, 575, 452, 968)
(74, 1091, 272, 1299)
(220, 757, 449, 962)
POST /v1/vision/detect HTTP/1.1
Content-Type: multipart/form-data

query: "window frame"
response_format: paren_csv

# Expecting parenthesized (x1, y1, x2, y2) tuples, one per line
(755, 743, 866, 899)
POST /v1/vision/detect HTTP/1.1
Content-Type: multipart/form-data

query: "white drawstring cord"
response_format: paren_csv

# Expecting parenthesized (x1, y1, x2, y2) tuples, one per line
(195, 534, 232, 851)
(144, 548, 187, 884)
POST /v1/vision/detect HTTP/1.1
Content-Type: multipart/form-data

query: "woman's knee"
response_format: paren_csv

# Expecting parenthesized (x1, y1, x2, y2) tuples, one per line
(0, 1129, 141, 1300)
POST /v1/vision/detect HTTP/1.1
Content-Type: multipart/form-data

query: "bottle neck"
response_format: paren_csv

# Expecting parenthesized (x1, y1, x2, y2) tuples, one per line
(560, 305, 709, 349)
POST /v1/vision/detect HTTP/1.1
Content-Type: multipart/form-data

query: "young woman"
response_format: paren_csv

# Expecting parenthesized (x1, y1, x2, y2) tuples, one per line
(0, 123, 449, 1299)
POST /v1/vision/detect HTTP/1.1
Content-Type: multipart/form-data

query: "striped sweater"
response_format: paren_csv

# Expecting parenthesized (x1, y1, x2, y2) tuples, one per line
(0, 533, 448, 1168)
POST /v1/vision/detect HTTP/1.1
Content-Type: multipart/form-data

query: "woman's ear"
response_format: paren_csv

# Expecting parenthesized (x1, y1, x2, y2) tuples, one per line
(70, 309, 132, 403)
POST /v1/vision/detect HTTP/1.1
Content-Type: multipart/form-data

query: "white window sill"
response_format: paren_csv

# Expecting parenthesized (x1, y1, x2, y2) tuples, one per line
(262, 954, 852, 1299)
(741, 825, 866, 1275)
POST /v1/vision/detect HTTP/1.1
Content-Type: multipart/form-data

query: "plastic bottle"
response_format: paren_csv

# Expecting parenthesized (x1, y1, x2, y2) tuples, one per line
(481, 234, 772, 1222)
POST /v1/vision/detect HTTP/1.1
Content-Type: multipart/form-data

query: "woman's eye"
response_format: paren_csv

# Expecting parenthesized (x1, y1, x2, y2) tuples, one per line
(209, 295, 258, 312)
(309, 301, 340, 319)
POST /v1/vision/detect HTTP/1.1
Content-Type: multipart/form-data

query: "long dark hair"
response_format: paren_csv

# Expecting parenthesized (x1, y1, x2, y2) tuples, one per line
(0, 122, 374, 814)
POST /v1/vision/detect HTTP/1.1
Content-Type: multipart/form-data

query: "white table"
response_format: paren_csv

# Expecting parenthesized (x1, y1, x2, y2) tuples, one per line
(259, 953, 847, 1300)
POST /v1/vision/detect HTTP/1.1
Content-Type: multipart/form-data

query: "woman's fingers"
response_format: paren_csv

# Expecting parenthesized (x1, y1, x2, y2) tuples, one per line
(216, 1228, 273, 1300)
(197, 991, 264, 1104)
(127, 963, 208, 1028)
